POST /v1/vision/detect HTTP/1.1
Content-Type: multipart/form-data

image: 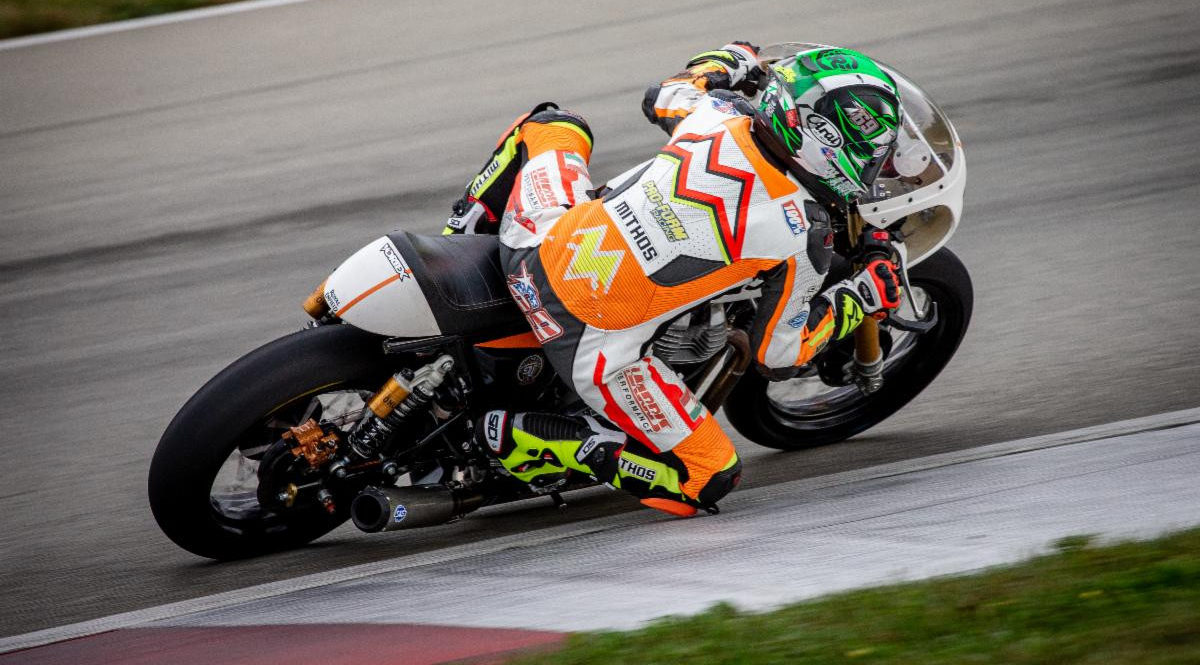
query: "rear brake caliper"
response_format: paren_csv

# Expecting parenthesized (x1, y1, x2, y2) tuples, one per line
(256, 418, 343, 513)
(284, 420, 340, 469)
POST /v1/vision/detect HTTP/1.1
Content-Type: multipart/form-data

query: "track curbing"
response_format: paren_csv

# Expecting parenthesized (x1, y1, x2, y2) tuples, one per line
(2, 406, 1198, 654)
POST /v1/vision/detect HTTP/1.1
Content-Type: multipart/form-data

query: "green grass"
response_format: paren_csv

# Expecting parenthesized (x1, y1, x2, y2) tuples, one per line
(511, 529, 1200, 665)
(0, 0, 241, 39)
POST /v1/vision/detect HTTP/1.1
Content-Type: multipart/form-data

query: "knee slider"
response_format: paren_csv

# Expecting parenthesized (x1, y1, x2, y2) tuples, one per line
(696, 454, 742, 507)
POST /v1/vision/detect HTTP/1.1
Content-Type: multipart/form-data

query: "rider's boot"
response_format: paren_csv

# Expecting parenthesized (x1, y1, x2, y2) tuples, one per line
(444, 102, 594, 234)
(475, 411, 721, 517)
(475, 410, 625, 491)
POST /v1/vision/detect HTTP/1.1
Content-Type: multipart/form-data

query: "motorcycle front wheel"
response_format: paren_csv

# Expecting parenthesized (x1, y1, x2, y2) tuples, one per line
(148, 324, 389, 560)
(723, 246, 973, 450)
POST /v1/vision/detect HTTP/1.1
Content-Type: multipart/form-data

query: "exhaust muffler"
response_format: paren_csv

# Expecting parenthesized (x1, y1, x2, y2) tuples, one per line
(350, 484, 484, 533)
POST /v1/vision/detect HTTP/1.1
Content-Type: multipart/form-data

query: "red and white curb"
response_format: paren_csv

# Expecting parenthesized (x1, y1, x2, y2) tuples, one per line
(3, 407, 1198, 664)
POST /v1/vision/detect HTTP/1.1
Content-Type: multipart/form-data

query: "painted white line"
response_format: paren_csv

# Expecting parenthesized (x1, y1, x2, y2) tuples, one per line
(2, 406, 1198, 653)
(0, 0, 315, 52)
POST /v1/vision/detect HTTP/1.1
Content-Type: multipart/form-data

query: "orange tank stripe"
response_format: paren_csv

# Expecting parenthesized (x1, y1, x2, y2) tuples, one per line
(757, 256, 795, 366)
(541, 203, 777, 331)
(475, 331, 542, 349)
(640, 497, 697, 517)
(336, 273, 401, 317)
(674, 417, 737, 500)
(521, 122, 592, 162)
(724, 116, 799, 199)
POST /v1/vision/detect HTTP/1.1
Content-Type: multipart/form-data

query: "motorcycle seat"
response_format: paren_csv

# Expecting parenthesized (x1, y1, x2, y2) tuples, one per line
(387, 231, 529, 337)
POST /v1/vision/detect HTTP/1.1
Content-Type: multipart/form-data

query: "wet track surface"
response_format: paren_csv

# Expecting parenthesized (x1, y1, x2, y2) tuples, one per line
(1, 0, 1199, 637)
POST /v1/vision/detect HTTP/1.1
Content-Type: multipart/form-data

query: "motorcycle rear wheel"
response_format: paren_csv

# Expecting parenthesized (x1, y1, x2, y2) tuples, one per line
(723, 246, 973, 450)
(148, 324, 389, 560)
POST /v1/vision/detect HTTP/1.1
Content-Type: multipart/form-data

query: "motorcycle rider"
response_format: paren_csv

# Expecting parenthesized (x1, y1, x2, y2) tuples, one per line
(444, 42, 904, 516)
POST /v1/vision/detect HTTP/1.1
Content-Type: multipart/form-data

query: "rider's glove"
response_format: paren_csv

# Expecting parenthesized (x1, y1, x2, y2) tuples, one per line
(685, 42, 761, 95)
(850, 259, 903, 318)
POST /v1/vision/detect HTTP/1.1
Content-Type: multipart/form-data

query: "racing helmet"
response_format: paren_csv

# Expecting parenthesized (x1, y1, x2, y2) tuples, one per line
(754, 46, 902, 202)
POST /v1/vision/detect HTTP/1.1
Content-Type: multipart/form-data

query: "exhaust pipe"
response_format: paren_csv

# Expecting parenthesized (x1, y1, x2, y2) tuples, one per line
(351, 484, 484, 533)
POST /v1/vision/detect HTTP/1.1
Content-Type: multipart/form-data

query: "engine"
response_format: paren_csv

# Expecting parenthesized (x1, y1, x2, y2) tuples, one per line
(652, 304, 728, 365)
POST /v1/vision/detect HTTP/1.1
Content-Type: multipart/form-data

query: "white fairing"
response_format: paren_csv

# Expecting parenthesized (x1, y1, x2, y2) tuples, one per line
(857, 64, 966, 265)
(323, 236, 441, 337)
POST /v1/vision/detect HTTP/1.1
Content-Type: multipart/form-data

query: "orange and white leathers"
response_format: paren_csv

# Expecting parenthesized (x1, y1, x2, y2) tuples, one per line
(495, 79, 847, 509)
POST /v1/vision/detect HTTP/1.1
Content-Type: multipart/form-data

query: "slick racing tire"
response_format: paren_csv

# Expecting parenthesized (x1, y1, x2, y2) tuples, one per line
(148, 324, 389, 560)
(724, 246, 973, 450)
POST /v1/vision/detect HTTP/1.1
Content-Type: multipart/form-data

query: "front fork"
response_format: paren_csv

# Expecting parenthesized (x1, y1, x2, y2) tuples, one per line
(847, 212, 938, 395)
(853, 318, 885, 395)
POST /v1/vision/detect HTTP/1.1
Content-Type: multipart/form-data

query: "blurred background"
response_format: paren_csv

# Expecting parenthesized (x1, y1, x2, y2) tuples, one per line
(1, 0, 1198, 645)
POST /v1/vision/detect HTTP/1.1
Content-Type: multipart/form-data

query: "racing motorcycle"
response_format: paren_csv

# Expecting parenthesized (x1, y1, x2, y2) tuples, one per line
(149, 44, 973, 559)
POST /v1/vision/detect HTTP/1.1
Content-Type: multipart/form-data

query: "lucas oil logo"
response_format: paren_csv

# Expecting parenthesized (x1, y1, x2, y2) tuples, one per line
(780, 200, 807, 236)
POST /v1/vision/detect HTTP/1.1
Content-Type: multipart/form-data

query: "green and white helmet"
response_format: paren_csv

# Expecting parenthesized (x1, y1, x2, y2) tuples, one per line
(755, 46, 902, 202)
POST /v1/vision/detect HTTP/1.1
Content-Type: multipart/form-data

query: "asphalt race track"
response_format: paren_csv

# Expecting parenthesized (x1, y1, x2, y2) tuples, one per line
(1, 0, 1198, 638)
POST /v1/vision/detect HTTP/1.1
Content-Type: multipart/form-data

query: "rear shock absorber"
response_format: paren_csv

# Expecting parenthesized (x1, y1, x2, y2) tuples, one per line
(330, 354, 455, 477)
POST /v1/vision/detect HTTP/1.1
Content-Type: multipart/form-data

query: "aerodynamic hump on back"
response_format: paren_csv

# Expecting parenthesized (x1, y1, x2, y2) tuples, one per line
(323, 232, 528, 338)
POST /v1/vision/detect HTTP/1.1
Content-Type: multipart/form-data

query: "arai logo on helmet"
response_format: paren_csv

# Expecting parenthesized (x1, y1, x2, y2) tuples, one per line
(805, 114, 842, 148)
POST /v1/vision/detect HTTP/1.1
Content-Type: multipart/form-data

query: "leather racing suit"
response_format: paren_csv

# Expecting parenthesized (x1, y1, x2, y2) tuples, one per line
(445, 44, 893, 516)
